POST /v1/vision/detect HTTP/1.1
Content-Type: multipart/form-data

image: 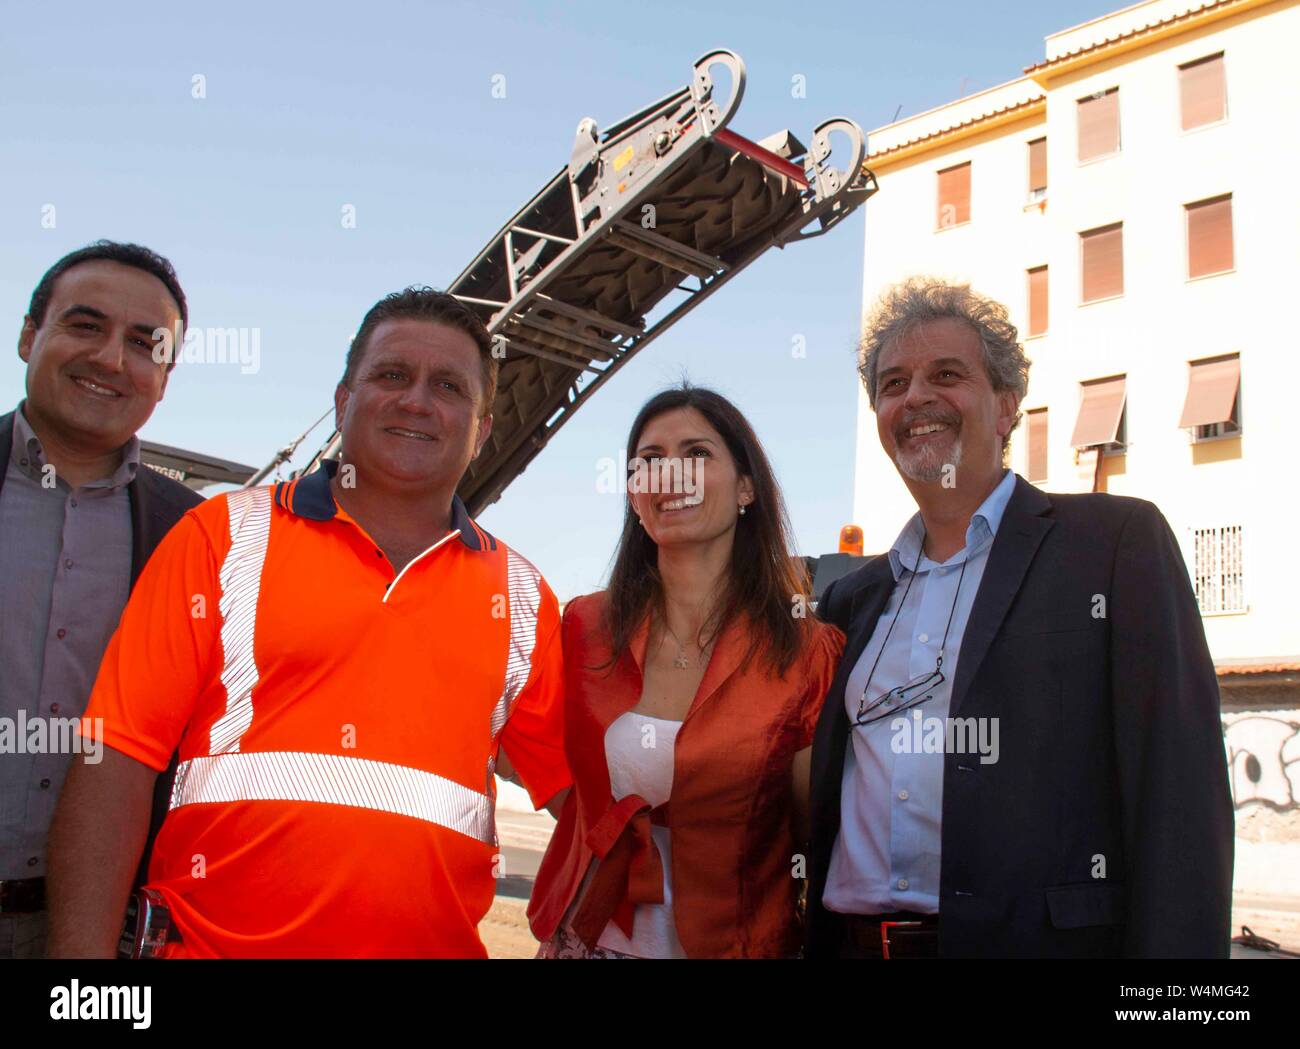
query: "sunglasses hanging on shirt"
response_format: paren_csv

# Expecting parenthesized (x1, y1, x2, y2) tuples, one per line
(853, 529, 968, 728)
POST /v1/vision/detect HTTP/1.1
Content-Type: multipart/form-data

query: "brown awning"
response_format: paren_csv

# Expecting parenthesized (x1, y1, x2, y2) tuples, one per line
(1179, 356, 1239, 428)
(1071, 376, 1126, 447)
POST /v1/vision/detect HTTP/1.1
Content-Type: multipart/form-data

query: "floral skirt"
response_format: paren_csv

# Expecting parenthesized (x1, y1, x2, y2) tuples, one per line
(536, 925, 642, 959)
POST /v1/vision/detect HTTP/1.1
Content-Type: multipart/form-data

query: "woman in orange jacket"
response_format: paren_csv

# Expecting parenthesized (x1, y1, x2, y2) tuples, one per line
(527, 386, 844, 958)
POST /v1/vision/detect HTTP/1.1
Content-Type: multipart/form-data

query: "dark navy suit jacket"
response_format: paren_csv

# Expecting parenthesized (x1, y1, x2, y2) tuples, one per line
(807, 475, 1234, 958)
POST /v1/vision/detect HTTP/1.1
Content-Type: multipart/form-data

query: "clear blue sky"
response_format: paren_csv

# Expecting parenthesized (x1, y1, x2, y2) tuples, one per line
(0, 0, 1105, 600)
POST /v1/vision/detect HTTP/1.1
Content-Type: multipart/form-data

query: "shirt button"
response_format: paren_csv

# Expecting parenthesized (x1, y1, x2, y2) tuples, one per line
(898, 789, 909, 801)
(71, 498, 78, 508)
(64, 558, 73, 570)
(27, 856, 38, 868)
(897, 877, 909, 891)
(918, 633, 929, 643)
(56, 628, 67, 640)
(40, 779, 51, 789)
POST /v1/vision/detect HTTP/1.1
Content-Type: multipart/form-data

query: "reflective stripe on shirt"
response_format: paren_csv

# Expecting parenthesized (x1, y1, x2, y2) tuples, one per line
(170, 750, 496, 844)
(186, 483, 545, 848)
(209, 487, 273, 755)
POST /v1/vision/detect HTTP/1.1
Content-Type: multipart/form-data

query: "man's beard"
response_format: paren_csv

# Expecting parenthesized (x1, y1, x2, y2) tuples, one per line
(894, 418, 963, 483)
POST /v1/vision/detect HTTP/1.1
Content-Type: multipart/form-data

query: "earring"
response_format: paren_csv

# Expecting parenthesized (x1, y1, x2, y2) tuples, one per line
(738, 504, 747, 516)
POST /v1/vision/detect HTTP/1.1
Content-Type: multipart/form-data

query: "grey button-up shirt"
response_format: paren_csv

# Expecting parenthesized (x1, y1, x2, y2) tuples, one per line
(0, 404, 138, 880)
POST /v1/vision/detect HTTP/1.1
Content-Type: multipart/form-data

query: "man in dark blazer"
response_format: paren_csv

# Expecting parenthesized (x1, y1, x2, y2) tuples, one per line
(808, 277, 1233, 959)
(0, 241, 202, 957)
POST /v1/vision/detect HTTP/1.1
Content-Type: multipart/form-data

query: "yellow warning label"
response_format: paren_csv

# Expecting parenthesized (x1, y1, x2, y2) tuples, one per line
(613, 145, 635, 172)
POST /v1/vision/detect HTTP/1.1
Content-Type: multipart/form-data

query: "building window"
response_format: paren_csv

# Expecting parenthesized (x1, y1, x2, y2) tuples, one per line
(1197, 403, 1240, 441)
(1191, 525, 1245, 614)
(1070, 375, 1127, 455)
(1026, 408, 1048, 483)
(1179, 354, 1241, 440)
(1027, 266, 1048, 336)
(1027, 137, 1047, 201)
(1080, 223, 1123, 302)
(1186, 195, 1234, 278)
(936, 162, 971, 229)
(1103, 403, 1127, 457)
(1077, 87, 1120, 162)
(1180, 53, 1226, 130)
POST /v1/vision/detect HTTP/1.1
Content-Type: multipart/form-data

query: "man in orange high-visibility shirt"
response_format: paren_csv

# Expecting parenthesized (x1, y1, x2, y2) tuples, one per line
(46, 287, 571, 958)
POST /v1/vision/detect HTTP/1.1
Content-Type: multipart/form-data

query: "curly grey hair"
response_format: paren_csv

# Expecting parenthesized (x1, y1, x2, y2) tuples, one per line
(858, 277, 1031, 451)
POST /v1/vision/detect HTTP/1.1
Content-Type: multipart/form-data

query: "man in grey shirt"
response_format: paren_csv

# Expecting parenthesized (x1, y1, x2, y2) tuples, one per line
(0, 241, 202, 957)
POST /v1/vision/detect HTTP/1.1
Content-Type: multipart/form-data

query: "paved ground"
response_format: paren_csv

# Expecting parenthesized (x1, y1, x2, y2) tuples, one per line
(482, 896, 541, 959)
(482, 808, 552, 958)
(1229, 893, 1300, 958)
(483, 808, 1300, 959)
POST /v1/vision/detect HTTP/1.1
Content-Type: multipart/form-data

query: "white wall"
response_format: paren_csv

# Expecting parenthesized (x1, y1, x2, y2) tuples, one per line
(853, 106, 1051, 552)
(853, 1, 1300, 663)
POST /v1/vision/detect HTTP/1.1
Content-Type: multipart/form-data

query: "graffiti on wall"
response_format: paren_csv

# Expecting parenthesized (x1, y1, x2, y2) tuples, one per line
(1224, 715, 1300, 811)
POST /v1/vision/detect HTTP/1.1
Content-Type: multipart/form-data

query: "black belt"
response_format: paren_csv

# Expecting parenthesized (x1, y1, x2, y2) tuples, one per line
(841, 911, 939, 959)
(0, 877, 46, 915)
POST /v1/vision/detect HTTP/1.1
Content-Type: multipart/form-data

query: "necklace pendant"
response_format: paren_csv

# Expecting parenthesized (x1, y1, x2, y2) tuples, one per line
(674, 651, 690, 670)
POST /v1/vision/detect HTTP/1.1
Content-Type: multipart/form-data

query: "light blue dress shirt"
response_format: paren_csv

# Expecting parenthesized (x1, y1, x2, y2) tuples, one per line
(823, 468, 1016, 915)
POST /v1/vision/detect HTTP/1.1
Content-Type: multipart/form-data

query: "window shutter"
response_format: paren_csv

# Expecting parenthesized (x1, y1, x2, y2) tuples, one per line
(1179, 355, 1240, 428)
(1027, 409, 1048, 482)
(1028, 137, 1047, 193)
(1077, 88, 1120, 161)
(1180, 54, 1226, 130)
(936, 162, 971, 228)
(1027, 266, 1048, 336)
(1187, 195, 1233, 278)
(1071, 376, 1127, 448)
(1081, 224, 1123, 302)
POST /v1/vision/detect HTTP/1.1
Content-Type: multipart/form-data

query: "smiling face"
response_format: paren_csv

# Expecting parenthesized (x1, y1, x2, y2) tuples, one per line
(628, 406, 753, 548)
(874, 317, 1019, 487)
(18, 260, 178, 454)
(333, 318, 493, 494)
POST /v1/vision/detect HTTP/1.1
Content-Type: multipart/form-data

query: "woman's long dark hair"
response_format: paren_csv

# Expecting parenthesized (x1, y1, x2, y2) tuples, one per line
(603, 385, 813, 677)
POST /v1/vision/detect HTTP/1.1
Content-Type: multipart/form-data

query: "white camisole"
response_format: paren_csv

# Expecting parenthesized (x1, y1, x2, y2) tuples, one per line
(594, 711, 687, 959)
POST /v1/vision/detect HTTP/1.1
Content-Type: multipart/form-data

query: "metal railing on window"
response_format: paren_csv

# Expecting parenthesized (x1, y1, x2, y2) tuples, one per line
(1191, 524, 1245, 614)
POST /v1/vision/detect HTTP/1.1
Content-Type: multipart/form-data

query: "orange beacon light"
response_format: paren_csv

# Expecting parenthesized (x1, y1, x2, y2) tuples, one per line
(839, 525, 863, 556)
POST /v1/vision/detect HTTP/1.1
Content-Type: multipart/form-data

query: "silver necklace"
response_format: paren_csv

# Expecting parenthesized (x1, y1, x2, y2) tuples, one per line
(661, 620, 712, 670)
